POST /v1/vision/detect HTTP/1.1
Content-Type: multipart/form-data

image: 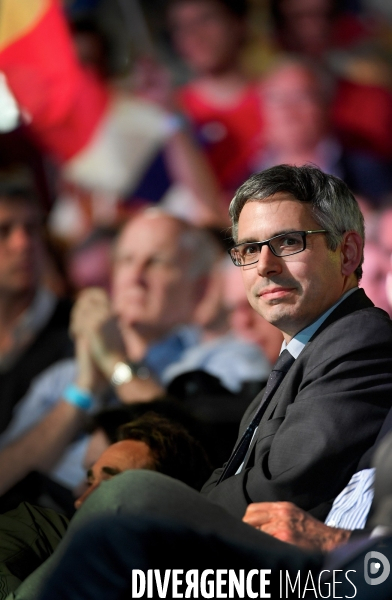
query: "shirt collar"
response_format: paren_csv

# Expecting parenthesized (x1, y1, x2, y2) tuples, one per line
(282, 288, 358, 359)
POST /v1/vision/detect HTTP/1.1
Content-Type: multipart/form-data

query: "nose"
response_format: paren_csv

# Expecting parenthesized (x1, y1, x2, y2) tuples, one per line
(74, 483, 98, 510)
(256, 245, 283, 278)
(8, 225, 33, 251)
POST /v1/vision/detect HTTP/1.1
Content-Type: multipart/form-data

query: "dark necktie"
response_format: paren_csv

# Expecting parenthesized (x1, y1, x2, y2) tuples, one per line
(217, 349, 295, 483)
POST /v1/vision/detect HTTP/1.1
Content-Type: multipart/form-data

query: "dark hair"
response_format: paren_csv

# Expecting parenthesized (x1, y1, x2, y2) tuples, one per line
(0, 167, 43, 211)
(229, 164, 365, 279)
(86, 400, 199, 444)
(117, 411, 212, 490)
(167, 0, 249, 19)
(270, 0, 338, 32)
(68, 14, 112, 77)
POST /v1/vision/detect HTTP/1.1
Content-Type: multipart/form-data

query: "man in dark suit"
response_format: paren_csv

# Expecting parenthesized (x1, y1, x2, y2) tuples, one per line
(201, 163, 392, 520)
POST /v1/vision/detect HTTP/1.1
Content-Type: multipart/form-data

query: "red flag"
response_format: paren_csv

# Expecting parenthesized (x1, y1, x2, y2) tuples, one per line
(0, 0, 109, 162)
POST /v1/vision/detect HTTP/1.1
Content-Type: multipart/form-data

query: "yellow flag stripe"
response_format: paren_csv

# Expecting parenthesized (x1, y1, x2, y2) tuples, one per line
(0, 0, 51, 51)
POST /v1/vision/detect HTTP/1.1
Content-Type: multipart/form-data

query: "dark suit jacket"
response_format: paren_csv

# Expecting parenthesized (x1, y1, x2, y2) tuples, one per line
(201, 289, 392, 520)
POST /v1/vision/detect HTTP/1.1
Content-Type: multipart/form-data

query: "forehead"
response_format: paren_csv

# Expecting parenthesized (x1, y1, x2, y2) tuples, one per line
(237, 194, 318, 241)
(263, 66, 318, 94)
(93, 440, 152, 472)
(169, 0, 227, 20)
(115, 215, 184, 258)
(0, 198, 41, 220)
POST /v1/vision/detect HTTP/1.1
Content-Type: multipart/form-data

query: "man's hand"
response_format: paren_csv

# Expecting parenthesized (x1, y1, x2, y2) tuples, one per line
(70, 287, 164, 403)
(71, 288, 127, 379)
(70, 287, 112, 341)
(243, 502, 352, 552)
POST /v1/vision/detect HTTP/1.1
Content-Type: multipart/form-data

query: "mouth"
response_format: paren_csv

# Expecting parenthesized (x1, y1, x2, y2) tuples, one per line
(258, 287, 296, 301)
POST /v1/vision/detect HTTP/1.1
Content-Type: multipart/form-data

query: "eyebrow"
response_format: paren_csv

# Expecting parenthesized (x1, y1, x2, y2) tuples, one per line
(101, 466, 122, 477)
(86, 466, 122, 483)
(236, 229, 298, 246)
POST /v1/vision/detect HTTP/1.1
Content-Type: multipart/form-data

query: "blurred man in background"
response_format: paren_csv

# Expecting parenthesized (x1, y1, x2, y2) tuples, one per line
(0, 169, 73, 438)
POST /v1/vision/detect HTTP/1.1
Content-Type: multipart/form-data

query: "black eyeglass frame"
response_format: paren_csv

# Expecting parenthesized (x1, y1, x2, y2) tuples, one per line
(228, 230, 328, 266)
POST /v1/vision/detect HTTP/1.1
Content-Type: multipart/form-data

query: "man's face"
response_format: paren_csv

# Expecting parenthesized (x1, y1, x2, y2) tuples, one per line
(74, 439, 154, 509)
(168, 1, 244, 74)
(111, 214, 200, 336)
(237, 195, 346, 341)
(0, 200, 43, 295)
(262, 65, 326, 154)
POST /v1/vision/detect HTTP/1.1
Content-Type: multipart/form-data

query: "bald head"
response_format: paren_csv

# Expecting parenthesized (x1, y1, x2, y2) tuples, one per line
(111, 210, 219, 336)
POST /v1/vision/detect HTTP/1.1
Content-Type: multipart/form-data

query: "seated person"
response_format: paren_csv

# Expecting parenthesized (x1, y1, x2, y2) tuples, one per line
(0, 411, 212, 599)
(0, 210, 268, 509)
(0, 169, 73, 437)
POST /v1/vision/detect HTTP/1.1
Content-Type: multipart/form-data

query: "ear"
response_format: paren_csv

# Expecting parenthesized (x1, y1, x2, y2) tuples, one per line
(340, 231, 363, 277)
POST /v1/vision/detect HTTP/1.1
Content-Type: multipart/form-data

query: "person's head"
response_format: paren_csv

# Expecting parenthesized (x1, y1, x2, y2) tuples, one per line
(75, 411, 212, 508)
(360, 241, 391, 316)
(167, 0, 248, 75)
(0, 172, 45, 299)
(261, 56, 333, 156)
(228, 164, 364, 341)
(68, 14, 111, 79)
(117, 412, 212, 489)
(74, 438, 155, 509)
(271, 0, 337, 58)
(111, 209, 220, 339)
(83, 400, 201, 469)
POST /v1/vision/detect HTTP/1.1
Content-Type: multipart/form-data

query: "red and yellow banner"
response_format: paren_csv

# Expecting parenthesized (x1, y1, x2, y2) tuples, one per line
(0, 0, 109, 162)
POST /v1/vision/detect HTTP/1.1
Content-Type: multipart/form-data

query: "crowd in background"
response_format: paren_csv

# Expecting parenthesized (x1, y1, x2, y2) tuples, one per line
(1, 0, 392, 596)
(2, 0, 392, 299)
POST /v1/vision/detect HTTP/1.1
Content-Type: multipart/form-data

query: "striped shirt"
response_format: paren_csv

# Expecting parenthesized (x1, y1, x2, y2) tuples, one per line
(325, 468, 375, 530)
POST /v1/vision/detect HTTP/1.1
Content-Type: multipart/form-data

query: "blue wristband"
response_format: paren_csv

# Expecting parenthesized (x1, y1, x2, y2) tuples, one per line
(62, 384, 93, 411)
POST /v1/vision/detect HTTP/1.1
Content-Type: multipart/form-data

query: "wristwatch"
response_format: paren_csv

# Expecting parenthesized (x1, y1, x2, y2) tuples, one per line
(110, 361, 151, 386)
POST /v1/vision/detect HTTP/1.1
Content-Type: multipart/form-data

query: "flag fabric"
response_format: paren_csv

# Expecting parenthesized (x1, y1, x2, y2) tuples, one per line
(0, 0, 109, 162)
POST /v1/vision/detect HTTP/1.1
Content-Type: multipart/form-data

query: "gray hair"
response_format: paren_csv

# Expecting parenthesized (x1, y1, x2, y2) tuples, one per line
(179, 225, 222, 279)
(229, 164, 365, 280)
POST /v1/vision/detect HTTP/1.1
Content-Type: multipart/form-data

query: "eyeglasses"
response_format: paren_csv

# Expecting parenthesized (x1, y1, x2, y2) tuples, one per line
(229, 230, 327, 267)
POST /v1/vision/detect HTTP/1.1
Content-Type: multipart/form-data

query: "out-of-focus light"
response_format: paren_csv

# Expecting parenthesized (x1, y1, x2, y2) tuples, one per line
(0, 72, 21, 132)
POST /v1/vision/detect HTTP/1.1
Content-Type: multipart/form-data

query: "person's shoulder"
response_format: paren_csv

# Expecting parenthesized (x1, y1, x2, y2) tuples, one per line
(325, 303, 392, 337)
(0, 501, 69, 530)
(308, 303, 392, 363)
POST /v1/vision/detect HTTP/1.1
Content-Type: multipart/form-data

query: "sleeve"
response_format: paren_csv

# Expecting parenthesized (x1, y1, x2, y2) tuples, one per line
(324, 469, 375, 530)
(0, 359, 77, 449)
